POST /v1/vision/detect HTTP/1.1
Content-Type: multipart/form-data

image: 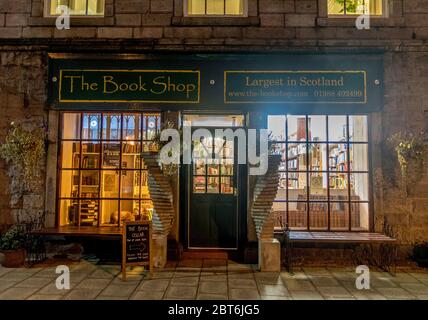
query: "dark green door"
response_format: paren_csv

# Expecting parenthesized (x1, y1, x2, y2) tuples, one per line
(188, 128, 238, 249)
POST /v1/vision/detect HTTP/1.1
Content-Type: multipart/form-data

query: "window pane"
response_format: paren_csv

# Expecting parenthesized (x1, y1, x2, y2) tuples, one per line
(349, 115, 368, 142)
(121, 171, 140, 198)
(309, 202, 328, 230)
(143, 115, 160, 140)
(123, 114, 141, 140)
(82, 142, 101, 169)
(287, 115, 306, 141)
(220, 177, 233, 194)
(61, 141, 80, 168)
(88, 0, 105, 15)
(350, 173, 369, 201)
(309, 172, 327, 197)
(69, 0, 87, 15)
(276, 172, 287, 201)
(80, 199, 99, 226)
(122, 142, 141, 169)
(288, 202, 307, 230)
(268, 115, 286, 141)
(103, 114, 121, 140)
(59, 199, 78, 226)
(120, 200, 141, 223)
(188, 0, 206, 14)
(329, 173, 349, 200)
(226, 0, 243, 15)
(100, 200, 119, 226)
(328, 0, 345, 14)
(352, 202, 369, 231)
(60, 170, 79, 198)
(328, 116, 347, 141)
(308, 115, 326, 141)
(330, 202, 349, 230)
(141, 170, 150, 198)
(81, 170, 99, 198)
(288, 143, 307, 171)
(288, 172, 307, 201)
(82, 113, 101, 139)
(368, 0, 383, 15)
(328, 143, 348, 172)
(273, 202, 286, 229)
(309, 143, 327, 171)
(350, 144, 368, 171)
(101, 171, 119, 198)
(207, 176, 219, 193)
(220, 159, 233, 175)
(103, 143, 120, 168)
(207, 0, 225, 14)
(62, 113, 81, 139)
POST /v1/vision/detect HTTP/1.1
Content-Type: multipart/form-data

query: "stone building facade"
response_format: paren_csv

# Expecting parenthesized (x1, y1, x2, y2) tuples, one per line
(0, 0, 428, 260)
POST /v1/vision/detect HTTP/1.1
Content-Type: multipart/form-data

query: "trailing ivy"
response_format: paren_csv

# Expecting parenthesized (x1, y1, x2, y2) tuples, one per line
(0, 122, 46, 193)
(387, 131, 427, 190)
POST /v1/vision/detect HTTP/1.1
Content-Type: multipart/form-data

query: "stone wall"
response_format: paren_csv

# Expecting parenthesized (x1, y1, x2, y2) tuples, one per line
(0, 0, 427, 251)
(0, 51, 47, 225)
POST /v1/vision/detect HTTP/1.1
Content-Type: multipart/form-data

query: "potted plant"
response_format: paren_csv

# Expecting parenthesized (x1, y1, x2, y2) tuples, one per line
(0, 225, 28, 268)
(413, 242, 428, 268)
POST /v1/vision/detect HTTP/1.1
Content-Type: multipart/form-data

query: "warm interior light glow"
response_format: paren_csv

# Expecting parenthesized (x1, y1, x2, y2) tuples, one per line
(187, 0, 244, 15)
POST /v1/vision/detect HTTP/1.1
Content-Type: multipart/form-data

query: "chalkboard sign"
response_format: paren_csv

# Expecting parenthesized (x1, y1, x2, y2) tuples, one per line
(122, 221, 152, 280)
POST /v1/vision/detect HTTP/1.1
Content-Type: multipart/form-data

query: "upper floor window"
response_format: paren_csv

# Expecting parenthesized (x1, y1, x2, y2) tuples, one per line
(328, 0, 383, 16)
(48, 0, 105, 16)
(186, 0, 246, 16)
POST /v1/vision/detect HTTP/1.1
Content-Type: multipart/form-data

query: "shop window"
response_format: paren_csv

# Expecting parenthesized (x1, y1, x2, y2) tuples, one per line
(47, 0, 105, 16)
(269, 115, 370, 232)
(186, 0, 246, 16)
(328, 0, 384, 16)
(58, 112, 160, 227)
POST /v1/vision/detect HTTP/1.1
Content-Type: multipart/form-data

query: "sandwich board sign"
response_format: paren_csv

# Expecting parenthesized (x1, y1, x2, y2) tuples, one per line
(122, 221, 153, 280)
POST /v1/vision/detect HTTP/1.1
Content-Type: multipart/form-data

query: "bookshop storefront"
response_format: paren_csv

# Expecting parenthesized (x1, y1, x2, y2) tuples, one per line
(47, 53, 384, 260)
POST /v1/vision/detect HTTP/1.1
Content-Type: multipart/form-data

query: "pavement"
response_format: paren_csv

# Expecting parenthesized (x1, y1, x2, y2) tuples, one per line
(0, 259, 428, 300)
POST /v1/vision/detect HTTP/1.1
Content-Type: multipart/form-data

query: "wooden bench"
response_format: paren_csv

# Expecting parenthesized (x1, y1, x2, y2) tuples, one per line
(282, 230, 397, 274)
(29, 226, 123, 265)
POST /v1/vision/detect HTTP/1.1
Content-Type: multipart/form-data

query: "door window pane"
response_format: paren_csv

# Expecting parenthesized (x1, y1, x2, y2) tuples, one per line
(221, 177, 233, 194)
(193, 176, 206, 193)
(207, 177, 219, 194)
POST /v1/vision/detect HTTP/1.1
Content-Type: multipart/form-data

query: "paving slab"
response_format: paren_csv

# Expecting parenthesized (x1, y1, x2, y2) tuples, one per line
(199, 281, 228, 295)
(165, 286, 198, 299)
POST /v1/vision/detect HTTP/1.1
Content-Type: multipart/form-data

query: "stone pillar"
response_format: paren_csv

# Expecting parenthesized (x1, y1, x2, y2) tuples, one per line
(258, 238, 281, 272)
(152, 235, 168, 268)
